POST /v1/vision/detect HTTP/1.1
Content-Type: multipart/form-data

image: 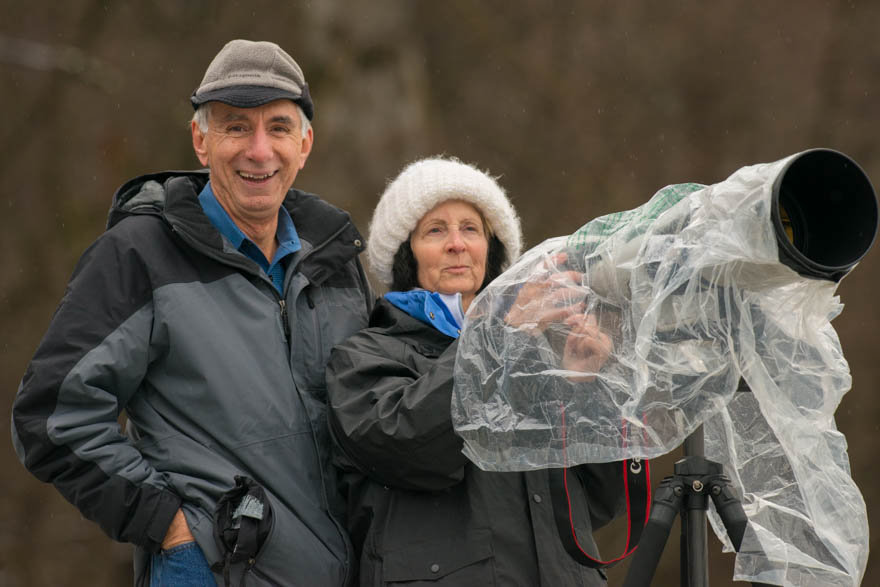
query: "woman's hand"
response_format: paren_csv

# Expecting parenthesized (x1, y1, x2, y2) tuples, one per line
(504, 253, 586, 336)
(561, 314, 614, 382)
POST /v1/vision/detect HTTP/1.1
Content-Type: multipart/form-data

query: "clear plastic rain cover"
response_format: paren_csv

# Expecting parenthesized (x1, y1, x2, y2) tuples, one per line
(452, 154, 868, 586)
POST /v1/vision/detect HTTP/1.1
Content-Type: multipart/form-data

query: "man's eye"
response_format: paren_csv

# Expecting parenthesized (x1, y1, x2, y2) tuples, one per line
(270, 126, 290, 134)
(227, 125, 247, 134)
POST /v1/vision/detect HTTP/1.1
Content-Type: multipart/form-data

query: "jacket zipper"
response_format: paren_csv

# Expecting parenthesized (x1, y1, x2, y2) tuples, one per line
(169, 224, 295, 341)
(279, 299, 290, 341)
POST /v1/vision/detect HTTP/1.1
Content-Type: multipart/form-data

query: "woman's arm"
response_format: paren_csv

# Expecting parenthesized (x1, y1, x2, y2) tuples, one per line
(326, 334, 469, 492)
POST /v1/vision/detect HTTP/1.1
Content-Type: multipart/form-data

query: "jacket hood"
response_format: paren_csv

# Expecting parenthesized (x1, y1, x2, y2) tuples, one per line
(108, 169, 209, 228)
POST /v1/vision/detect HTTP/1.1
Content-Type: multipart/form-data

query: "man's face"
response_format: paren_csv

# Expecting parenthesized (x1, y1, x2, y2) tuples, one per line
(191, 100, 313, 228)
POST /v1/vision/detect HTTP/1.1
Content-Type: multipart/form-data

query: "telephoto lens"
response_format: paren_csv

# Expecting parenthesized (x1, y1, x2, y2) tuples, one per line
(771, 148, 877, 281)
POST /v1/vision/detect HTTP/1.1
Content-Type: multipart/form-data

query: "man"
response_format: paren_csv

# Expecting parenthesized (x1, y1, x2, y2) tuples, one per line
(12, 39, 372, 586)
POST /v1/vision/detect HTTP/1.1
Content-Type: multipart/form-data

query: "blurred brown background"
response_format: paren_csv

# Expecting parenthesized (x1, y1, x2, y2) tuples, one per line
(1, 1, 877, 585)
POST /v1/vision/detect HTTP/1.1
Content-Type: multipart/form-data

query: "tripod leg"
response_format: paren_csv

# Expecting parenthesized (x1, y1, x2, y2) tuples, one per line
(680, 428, 709, 586)
(709, 477, 774, 587)
(622, 477, 685, 587)
(708, 479, 748, 551)
(679, 511, 688, 587)
(683, 501, 709, 587)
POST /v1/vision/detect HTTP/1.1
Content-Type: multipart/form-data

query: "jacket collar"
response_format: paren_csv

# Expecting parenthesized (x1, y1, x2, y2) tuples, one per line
(369, 298, 456, 352)
(107, 169, 366, 286)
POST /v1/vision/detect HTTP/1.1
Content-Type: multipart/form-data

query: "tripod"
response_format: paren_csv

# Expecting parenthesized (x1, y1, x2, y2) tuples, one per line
(622, 425, 771, 587)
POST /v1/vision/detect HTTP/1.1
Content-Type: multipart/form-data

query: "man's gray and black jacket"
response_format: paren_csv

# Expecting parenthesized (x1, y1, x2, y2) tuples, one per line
(12, 170, 372, 586)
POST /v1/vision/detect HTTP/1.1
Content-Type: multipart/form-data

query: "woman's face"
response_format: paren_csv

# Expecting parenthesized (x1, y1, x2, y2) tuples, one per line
(410, 199, 488, 311)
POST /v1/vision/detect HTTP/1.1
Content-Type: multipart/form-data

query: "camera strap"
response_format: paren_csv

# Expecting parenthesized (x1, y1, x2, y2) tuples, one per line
(549, 408, 651, 568)
(549, 458, 650, 568)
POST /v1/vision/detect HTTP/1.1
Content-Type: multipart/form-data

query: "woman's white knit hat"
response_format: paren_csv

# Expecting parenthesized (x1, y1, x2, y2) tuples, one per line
(368, 156, 523, 288)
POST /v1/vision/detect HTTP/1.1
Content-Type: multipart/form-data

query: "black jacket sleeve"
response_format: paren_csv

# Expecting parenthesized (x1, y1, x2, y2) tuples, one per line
(11, 227, 181, 551)
(326, 332, 469, 492)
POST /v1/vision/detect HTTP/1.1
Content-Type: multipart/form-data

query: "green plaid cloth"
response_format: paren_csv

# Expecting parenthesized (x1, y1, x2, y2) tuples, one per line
(567, 183, 704, 251)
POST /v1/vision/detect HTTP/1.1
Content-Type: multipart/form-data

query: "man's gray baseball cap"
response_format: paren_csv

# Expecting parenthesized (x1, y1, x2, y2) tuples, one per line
(191, 39, 314, 119)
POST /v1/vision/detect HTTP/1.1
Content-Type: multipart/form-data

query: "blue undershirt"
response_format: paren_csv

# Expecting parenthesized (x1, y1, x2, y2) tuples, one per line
(198, 181, 301, 294)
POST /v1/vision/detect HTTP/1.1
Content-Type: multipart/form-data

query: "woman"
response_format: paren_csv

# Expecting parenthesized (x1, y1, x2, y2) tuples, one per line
(326, 157, 626, 586)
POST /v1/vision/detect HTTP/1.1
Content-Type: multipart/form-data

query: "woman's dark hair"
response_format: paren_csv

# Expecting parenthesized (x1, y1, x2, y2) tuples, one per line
(390, 234, 506, 293)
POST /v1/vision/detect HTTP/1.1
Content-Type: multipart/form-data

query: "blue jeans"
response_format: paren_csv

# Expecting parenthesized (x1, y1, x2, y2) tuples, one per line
(150, 542, 217, 586)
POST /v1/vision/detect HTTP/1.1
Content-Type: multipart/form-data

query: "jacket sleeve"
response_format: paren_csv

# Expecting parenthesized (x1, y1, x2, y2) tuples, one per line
(326, 333, 469, 492)
(11, 227, 181, 552)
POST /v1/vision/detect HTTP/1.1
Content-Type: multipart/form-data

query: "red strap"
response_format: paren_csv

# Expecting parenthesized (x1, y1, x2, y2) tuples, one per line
(548, 406, 651, 568)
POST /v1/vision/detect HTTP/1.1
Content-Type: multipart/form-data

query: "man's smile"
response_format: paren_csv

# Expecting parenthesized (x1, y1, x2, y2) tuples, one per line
(238, 170, 278, 183)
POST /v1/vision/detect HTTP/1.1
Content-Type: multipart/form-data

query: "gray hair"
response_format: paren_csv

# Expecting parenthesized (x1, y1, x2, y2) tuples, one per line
(191, 102, 312, 136)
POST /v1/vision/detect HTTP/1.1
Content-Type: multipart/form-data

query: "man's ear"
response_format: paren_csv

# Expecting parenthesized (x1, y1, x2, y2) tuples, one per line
(191, 120, 209, 167)
(297, 126, 314, 170)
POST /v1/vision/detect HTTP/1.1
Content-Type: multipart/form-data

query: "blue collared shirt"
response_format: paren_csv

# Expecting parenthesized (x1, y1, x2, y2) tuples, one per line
(198, 182, 301, 294)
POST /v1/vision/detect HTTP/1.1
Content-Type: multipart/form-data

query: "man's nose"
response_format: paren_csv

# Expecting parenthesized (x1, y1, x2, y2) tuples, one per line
(245, 127, 273, 161)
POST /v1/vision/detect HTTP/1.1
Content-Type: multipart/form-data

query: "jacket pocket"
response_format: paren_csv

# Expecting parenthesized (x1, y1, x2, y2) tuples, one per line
(210, 476, 275, 584)
(211, 477, 349, 586)
(381, 529, 495, 585)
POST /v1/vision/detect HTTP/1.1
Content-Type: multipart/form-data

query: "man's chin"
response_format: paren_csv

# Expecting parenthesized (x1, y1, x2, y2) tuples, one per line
(235, 185, 286, 203)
